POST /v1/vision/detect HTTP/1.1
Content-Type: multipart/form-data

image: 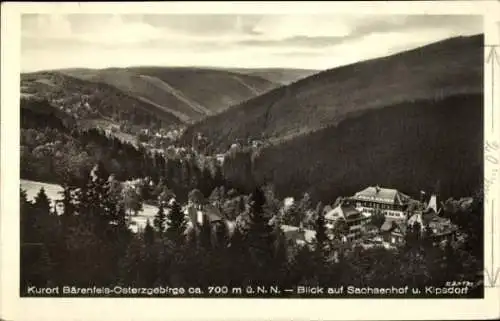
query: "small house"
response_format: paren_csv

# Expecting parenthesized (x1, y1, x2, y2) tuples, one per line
(325, 203, 367, 241)
(281, 224, 316, 248)
(407, 209, 457, 244)
(380, 219, 407, 246)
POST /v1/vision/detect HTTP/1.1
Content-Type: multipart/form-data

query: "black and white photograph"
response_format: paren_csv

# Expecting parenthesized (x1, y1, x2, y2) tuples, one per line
(16, 12, 487, 297)
(2, 1, 500, 320)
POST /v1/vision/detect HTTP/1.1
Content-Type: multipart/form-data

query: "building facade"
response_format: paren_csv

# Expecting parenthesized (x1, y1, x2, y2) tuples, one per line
(349, 186, 411, 220)
(325, 204, 367, 241)
(380, 220, 407, 246)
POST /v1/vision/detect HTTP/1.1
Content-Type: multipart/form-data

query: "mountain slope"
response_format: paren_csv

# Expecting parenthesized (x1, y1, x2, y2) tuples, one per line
(182, 35, 483, 151)
(21, 71, 183, 131)
(248, 94, 483, 203)
(227, 68, 319, 85)
(59, 67, 278, 122)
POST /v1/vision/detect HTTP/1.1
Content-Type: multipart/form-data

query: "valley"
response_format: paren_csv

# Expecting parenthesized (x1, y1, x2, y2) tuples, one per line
(17, 13, 485, 299)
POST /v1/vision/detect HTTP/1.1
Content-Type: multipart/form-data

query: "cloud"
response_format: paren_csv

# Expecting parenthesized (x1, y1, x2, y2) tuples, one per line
(21, 14, 483, 72)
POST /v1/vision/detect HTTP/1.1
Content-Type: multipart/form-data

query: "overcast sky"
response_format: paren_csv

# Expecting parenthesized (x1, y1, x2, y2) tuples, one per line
(21, 14, 482, 72)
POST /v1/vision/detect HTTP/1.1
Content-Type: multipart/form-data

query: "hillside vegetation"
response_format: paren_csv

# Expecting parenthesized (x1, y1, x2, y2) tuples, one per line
(250, 94, 483, 203)
(59, 66, 278, 123)
(228, 68, 319, 85)
(182, 35, 483, 151)
(189, 35, 486, 203)
(21, 71, 182, 132)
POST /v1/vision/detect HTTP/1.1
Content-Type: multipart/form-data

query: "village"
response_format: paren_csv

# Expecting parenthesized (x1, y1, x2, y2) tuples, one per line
(121, 182, 459, 253)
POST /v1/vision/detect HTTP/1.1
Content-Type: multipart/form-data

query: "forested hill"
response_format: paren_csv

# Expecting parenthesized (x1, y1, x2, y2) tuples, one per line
(57, 66, 278, 123)
(21, 71, 183, 132)
(207, 34, 485, 204)
(20, 97, 226, 203)
(181, 34, 483, 151)
(252, 94, 483, 202)
(225, 68, 319, 85)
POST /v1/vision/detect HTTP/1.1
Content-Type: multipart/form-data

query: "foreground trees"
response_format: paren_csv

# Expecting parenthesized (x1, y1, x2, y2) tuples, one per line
(20, 168, 484, 296)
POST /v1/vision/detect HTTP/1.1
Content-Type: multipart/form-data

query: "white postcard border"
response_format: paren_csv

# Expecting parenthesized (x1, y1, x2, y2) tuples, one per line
(1, 1, 499, 320)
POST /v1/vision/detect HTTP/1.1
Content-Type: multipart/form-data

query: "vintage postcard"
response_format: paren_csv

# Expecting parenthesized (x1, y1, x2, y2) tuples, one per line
(1, 1, 499, 320)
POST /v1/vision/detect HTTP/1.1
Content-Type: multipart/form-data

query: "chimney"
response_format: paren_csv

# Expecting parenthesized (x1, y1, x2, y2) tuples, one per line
(299, 221, 304, 232)
(375, 185, 381, 193)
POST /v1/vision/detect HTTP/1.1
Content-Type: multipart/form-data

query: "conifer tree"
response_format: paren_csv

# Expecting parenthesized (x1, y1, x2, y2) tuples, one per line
(32, 187, 52, 242)
(227, 226, 249, 285)
(80, 163, 109, 227)
(214, 222, 229, 249)
(60, 185, 76, 217)
(20, 188, 34, 243)
(144, 219, 155, 246)
(199, 215, 213, 250)
(200, 166, 214, 196)
(271, 217, 289, 283)
(153, 202, 167, 235)
(34, 187, 51, 215)
(246, 186, 275, 279)
(404, 224, 415, 250)
(118, 236, 144, 285)
(423, 224, 434, 248)
(443, 240, 458, 275)
(20, 188, 31, 211)
(213, 164, 225, 189)
(315, 207, 328, 255)
(166, 199, 187, 245)
(113, 202, 128, 232)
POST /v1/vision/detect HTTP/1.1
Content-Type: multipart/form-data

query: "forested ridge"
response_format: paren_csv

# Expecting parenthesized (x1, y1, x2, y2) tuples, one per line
(232, 94, 484, 203)
(21, 97, 226, 203)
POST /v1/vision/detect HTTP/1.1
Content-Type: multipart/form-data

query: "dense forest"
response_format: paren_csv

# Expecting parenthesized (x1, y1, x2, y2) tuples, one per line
(219, 94, 483, 203)
(21, 72, 182, 132)
(20, 98, 226, 204)
(181, 35, 483, 150)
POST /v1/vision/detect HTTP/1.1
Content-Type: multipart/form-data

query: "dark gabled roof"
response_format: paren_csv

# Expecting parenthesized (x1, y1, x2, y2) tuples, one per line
(380, 220, 394, 232)
(325, 204, 362, 221)
(281, 225, 316, 244)
(380, 219, 407, 234)
(393, 222, 407, 235)
(342, 205, 361, 219)
(422, 211, 440, 226)
(283, 229, 306, 243)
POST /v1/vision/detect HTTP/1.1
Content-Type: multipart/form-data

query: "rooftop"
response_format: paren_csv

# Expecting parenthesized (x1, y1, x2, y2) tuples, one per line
(325, 204, 363, 222)
(203, 204, 224, 223)
(281, 225, 316, 244)
(380, 219, 407, 235)
(352, 186, 411, 205)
